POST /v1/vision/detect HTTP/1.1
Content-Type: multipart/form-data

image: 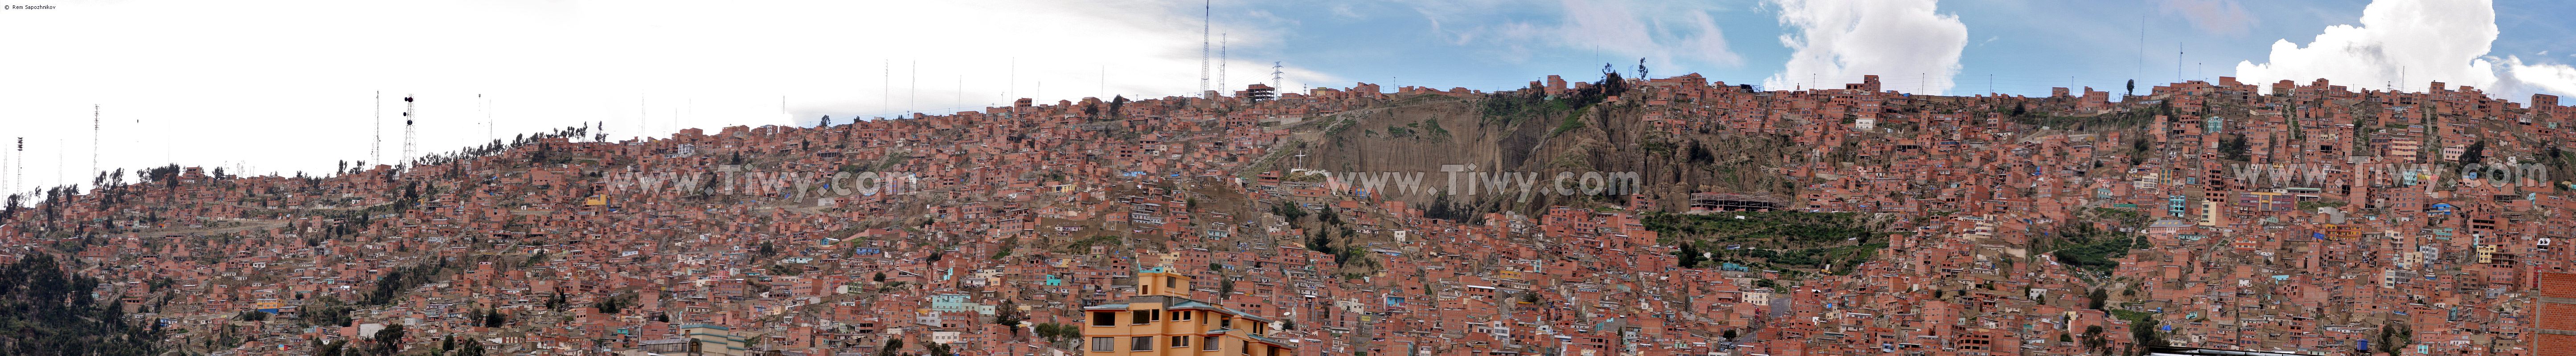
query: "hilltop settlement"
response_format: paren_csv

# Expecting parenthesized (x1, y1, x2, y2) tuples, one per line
(8, 73, 2576, 356)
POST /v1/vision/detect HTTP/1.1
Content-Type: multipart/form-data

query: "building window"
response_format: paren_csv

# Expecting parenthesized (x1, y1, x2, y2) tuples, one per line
(1133, 310, 1157, 324)
(1132, 336, 1154, 351)
(1093, 312, 1117, 327)
(1220, 317, 1232, 329)
(1175, 311, 1193, 321)
(1091, 337, 1114, 352)
(1172, 336, 1191, 348)
(1204, 336, 1220, 351)
(1241, 340, 1252, 355)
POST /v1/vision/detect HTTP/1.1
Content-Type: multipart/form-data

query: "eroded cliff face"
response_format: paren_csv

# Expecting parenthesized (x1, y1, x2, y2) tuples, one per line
(1272, 91, 1807, 221)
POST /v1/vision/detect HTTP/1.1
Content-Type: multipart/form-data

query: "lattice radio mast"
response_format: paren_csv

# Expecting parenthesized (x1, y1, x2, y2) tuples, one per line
(1272, 61, 1283, 87)
(1219, 33, 1228, 92)
(373, 91, 382, 166)
(1199, 0, 1210, 93)
(401, 95, 417, 167)
(91, 105, 99, 179)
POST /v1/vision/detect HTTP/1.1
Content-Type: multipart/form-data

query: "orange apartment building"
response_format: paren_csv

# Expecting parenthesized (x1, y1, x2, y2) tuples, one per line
(1084, 268, 1294, 356)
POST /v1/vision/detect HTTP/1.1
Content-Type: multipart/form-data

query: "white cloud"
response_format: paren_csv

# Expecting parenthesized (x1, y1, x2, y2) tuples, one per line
(2232, 0, 2576, 100)
(1762, 0, 1968, 93)
(2232, 0, 2500, 93)
(2502, 57, 2576, 99)
(0, 0, 1335, 192)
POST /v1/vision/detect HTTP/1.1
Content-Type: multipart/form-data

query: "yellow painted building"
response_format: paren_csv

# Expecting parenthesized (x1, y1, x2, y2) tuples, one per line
(1085, 268, 1293, 356)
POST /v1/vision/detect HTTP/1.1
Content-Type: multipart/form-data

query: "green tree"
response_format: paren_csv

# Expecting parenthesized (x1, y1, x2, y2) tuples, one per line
(2129, 317, 2169, 354)
(875, 338, 905, 356)
(0, 253, 160, 356)
(992, 300, 1026, 334)
(373, 324, 408, 356)
(2460, 140, 2488, 164)
(1218, 276, 1237, 296)
(317, 340, 348, 356)
(2220, 135, 2252, 161)
(451, 336, 487, 356)
(2373, 321, 2413, 356)
(1676, 242, 1701, 268)
(925, 340, 954, 356)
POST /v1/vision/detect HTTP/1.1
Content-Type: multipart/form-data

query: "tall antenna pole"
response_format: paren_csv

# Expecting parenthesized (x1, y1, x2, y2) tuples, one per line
(373, 91, 382, 165)
(484, 94, 493, 143)
(402, 95, 417, 167)
(1272, 61, 1283, 87)
(1200, 0, 1210, 93)
(91, 105, 99, 180)
(1220, 33, 1229, 92)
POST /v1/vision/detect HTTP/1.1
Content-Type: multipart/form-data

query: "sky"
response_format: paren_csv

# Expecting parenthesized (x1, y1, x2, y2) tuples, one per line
(2, 0, 2574, 197)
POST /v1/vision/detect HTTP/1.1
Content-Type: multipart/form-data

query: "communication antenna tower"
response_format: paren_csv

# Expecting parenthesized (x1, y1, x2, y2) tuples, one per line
(373, 91, 382, 165)
(1220, 33, 1228, 92)
(1200, 0, 1210, 93)
(402, 95, 417, 167)
(92, 105, 99, 179)
(1272, 62, 1283, 88)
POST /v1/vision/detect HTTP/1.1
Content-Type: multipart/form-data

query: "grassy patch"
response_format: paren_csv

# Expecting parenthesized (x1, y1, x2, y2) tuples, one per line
(1551, 113, 1586, 136)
